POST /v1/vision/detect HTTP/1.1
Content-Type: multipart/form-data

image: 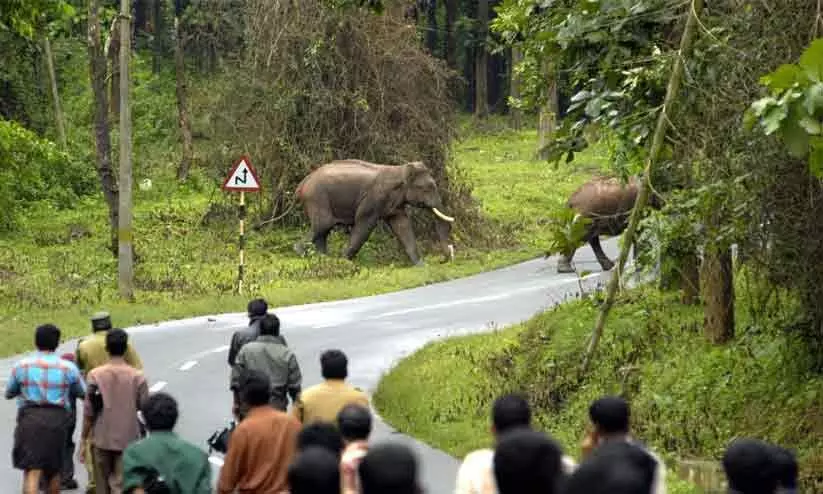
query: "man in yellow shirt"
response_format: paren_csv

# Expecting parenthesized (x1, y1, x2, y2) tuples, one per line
(74, 312, 143, 494)
(292, 350, 369, 425)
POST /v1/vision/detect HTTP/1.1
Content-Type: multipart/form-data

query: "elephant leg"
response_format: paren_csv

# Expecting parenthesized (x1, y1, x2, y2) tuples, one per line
(343, 218, 378, 261)
(387, 213, 422, 266)
(590, 235, 614, 271)
(557, 250, 576, 273)
(311, 224, 334, 255)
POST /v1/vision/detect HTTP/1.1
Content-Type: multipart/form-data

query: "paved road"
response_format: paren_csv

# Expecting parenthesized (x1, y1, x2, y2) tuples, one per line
(0, 239, 625, 492)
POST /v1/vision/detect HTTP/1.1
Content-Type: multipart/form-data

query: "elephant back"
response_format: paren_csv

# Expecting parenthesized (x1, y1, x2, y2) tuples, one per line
(568, 176, 639, 219)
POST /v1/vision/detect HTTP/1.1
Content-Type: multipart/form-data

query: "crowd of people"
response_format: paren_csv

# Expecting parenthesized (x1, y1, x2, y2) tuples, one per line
(3, 298, 802, 494)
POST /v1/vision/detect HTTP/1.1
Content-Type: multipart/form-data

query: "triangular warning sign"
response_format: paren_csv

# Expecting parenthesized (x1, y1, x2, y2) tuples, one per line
(222, 155, 261, 192)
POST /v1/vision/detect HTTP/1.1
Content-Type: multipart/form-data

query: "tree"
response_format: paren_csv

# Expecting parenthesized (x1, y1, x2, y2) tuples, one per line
(118, 0, 135, 300)
(173, 0, 193, 180)
(88, 0, 120, 255)
(474, 0, 489, 118)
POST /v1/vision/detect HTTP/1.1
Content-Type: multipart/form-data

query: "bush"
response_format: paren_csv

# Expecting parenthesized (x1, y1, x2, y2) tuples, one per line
(0, 118, 96, 231)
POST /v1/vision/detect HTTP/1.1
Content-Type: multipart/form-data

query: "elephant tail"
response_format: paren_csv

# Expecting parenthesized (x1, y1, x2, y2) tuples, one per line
(253, 173, 312, 231)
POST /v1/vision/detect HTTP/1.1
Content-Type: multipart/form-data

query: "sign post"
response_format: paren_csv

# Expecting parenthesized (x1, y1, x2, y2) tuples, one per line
(221, 155, 262, 294)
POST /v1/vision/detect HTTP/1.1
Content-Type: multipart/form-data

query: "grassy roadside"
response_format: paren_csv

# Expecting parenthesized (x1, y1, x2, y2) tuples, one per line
(0, 113, 607, 357)
(372, 285, 823, 492)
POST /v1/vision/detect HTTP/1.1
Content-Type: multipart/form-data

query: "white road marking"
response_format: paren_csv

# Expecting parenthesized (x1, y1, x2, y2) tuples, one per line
(149, 381, 167, 392)
(208, 456, 224, 466)
(179, 360, 198, 371)
(210, 345, 230, 353)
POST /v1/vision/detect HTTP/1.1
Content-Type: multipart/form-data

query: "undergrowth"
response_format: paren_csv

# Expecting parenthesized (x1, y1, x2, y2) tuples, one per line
(373, 284, 823, 492)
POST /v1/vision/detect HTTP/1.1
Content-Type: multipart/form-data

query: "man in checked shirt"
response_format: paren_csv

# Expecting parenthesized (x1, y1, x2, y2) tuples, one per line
(5, 323, 86, 494)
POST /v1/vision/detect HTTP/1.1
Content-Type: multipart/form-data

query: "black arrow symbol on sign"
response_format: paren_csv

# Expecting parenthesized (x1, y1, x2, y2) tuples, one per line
(235, 167, 248, 185)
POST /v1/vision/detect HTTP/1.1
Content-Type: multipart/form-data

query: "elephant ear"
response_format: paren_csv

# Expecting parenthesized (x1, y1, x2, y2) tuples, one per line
(401, 161, 429, 185)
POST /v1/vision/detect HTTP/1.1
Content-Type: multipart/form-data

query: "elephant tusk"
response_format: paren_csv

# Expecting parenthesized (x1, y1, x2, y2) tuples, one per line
(447, 244, 455, 261)
(432, 207, 455, 223)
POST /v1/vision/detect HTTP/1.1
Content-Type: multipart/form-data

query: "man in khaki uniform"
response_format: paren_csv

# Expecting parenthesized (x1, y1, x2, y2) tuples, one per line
(291, 349, 369, 425)
(75, 312, 143, 494)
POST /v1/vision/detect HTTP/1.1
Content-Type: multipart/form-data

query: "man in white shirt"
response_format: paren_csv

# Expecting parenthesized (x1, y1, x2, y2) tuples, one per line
(454, 394, 575, 494)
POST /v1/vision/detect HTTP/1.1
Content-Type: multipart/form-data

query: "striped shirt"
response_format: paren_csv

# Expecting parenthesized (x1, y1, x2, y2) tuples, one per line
(4, 351, 86, 410)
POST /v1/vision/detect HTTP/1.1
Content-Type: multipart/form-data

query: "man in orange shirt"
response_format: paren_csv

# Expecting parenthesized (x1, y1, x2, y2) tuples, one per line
(218, 369, 302, 494)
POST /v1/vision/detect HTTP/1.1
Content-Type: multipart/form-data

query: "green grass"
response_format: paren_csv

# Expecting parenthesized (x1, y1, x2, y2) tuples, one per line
(0, 48, 608, 357)
(373, 285, 823, 492)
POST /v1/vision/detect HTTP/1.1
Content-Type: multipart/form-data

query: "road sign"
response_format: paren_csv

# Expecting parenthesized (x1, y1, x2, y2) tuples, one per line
(222, 155, 261, 192)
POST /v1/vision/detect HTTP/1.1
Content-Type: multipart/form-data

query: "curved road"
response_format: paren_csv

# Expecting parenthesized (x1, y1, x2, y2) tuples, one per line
(0, 239, 623, 492)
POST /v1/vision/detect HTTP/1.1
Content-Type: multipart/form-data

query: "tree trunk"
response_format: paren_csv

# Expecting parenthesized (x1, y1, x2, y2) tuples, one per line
(107, 19, 120, 117)
(174, 13, 193, 181)
(701, 248, 734, 343)
(152, 0, 163, 73)
(444, 0, 457, 69)
(537, 61, 558, 159)
(510, 48, 523, 130)
(88, 0, 119, 256)
(426, 0, 437, 56)
(474, 0, 489, 118)
(42, 36, 66, 149)
(580, 0, 705, 375)
(119, 0, 135, 301)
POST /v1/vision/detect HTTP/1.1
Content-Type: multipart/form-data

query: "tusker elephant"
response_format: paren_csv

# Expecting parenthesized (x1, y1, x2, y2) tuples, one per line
(293, 159, 456, 265)
(557, 175, 660, 273)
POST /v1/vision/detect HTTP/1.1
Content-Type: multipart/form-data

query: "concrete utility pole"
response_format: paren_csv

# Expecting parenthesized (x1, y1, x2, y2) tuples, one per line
(118, 0, 134, 300)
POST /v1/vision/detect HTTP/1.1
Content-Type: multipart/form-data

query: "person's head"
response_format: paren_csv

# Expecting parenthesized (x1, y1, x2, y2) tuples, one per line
(90, 311, 113, 332)
(564, 443, 653, 494)
(359, 442, 420, 494)
(105, 328, 129, 357)
(722, 438, 780, 494)
(493, 428, 565, 494)
(770, 445, 798, 491)
(589, 395, 630, 437)
(247, 298, 268, 318)
(259, 313, 281, 337)
(237, 369, 272, 408)
(337, 403, 372, 443)
(320, 349, 348, 380)
(297, 422, 345, 457)
(491, 393, 531, 437)
(141, 392, 179, 432)
(288, 446, 341, 494)
(35, 324, 61, 352)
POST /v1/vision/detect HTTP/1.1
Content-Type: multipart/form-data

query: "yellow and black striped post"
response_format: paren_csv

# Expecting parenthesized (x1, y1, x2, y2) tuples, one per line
(238, 190, 245, 294)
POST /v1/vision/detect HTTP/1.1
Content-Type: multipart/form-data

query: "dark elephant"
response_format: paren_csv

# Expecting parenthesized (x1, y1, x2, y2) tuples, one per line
(294, 159, 456, 265)
(557, 175, 660, 273)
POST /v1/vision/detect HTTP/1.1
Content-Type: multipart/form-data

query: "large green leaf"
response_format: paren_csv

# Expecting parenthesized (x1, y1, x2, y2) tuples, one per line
(761, 64, 805, 92)
(761, 104, 788, 135)
(799, 116, 822, 135)
(805, 83, 823, 116)
(799, 38, 823, 82)
(779, 113, 810, 158)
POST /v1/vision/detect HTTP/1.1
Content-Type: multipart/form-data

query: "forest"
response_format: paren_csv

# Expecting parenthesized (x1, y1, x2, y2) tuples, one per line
(3, 0, 823, 489)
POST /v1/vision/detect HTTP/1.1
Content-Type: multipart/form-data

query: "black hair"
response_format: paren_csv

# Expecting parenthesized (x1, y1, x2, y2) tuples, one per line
(141, 392, 179, 432)
(337, 404, 372, 442)
(297, 422, 344, 457)
(238, 369, 272, 407)
(359, 442, 419, 494)
(492, 393, 531, 435)
(288, 446, 341, 494)
(722, 438, 780, 494)
(493, 428, 565, 494)
(259, 313, 281, 336)
(770, 445, 798, 489)
(589, 395, 630, 434)
(105, 328, 129, 357)
(35, 324, 61, 352)
(564, 446, 652, 494)
(247, 298, 268, 317)
(320, 349, 348, 380)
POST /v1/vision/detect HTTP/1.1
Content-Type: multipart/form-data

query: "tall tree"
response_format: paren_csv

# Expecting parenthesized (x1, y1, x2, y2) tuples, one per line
(173, 0, 193, 181)
(426, 0, 437, 55)
(444, 0, 457, 68)
(42, 35, 66, 148)
(119, 0, 135, 299)
(536, 61, 558, 159)
(509, 47, 522, 130)
(474, 0, 489, 118)
(701, 247, 734, 343)
(87, 0, 119, 255)
(106, 19, 120, 116)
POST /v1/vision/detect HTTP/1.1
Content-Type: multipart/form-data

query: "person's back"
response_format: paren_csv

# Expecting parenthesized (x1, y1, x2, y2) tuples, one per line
(76, 312, 142, 375)
(227, 298, 287, 367)
(293, 349, 369, 424)
(218, 369, 302, 494)
(231, 314, 301, 411)
(123, 392, 211, 494)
